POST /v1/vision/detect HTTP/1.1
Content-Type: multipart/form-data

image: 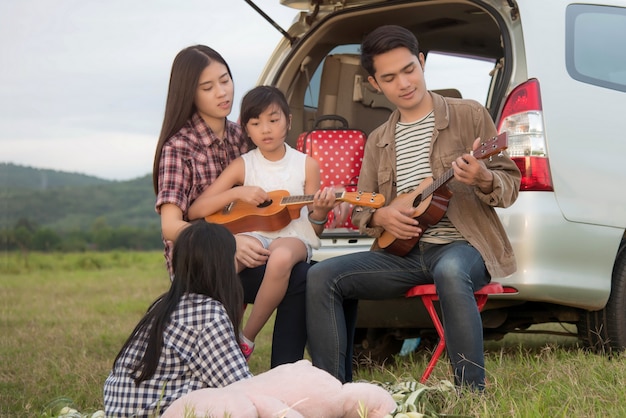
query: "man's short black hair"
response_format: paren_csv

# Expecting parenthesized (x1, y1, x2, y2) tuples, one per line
(360, 25, 420, 77)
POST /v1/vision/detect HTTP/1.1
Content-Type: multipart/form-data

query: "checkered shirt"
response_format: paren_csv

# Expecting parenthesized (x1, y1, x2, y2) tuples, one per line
(155, 112, 249, 276)
(103, 293, 252, 417)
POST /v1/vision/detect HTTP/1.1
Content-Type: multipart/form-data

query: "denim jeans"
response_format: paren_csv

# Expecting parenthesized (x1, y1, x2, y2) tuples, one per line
(306, 240, 490, 390)
(241, 261, 309, 368)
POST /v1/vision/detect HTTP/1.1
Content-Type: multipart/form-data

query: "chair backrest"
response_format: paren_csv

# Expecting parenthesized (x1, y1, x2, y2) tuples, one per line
(317, 54, 392, 134)
(296, 115, 367, 231)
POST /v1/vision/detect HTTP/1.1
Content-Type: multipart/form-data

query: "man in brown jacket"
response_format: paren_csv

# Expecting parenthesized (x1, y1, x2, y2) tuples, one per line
(306, 25, 521, 391)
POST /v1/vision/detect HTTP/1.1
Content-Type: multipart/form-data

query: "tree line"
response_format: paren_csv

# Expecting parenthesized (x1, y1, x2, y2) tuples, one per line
(2, 217, 163, 253)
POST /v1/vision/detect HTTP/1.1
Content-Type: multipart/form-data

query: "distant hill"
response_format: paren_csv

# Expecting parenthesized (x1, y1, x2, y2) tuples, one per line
(1, 163, 158, 231)
(2, 162, 112, 190)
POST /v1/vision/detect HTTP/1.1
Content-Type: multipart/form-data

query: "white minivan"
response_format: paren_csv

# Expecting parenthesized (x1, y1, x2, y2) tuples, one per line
(247, 0, 626, 358)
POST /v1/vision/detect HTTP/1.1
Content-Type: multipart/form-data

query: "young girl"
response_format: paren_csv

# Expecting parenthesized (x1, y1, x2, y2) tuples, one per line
(103, 221, 252, 417)
(188, 86, 336, 359)
(153, 45, 309, 367)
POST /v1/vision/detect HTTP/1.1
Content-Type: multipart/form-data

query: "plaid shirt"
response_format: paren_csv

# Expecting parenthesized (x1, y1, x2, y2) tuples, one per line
(104, 293, 252, 417)
(155, 112, 249, 275)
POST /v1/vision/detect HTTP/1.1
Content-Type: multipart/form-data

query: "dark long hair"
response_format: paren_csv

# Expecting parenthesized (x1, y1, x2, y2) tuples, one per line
(152, 45, 233, 194)
(113, 221, 244, 384)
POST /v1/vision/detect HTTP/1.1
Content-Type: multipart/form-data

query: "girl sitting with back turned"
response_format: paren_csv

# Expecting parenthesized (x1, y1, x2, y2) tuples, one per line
(188, 85, 336, 359)
(103, 221, 251, 417)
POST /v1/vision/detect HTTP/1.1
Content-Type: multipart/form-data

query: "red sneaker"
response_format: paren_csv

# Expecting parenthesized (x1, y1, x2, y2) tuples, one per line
(240, 341, 254, 361)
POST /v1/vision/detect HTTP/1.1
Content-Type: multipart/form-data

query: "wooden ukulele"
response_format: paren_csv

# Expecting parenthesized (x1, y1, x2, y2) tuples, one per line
(377, 132, 508, 256)
(205, 189, 385, 234)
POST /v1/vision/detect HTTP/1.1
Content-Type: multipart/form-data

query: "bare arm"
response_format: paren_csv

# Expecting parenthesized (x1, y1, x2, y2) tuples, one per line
(161, 202, 269, 268)
(304, 157, 336, 236)
(160, 203, 189, 242)
(187, 158, 269, 220)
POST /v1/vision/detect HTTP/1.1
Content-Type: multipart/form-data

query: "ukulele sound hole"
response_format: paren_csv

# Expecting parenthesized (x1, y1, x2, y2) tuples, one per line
(412, 194, 423, 207)
(257, 199, 273, 208)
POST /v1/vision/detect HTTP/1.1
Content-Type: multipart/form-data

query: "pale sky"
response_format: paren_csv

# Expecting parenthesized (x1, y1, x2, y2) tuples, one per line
(0, 1, 298, 181)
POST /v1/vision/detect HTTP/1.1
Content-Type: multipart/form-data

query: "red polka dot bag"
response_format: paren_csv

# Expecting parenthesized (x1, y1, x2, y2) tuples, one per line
(296, 115, 367, 231)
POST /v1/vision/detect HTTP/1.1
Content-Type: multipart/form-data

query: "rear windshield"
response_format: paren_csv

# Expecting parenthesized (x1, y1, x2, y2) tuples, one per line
(304, 45, 495, 109)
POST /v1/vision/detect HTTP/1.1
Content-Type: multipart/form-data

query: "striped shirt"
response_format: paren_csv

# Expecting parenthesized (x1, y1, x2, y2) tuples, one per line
(395, 112, 462, 243)
(103, 293, 252, 417)
(155, 112, 249, 276)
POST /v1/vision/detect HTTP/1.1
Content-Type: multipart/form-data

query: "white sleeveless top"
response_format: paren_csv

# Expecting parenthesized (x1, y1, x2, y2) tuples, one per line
(241, 144, 321, 249)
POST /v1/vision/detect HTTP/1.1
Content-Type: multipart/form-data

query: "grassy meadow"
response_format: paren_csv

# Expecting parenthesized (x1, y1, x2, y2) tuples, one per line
(2, 251, 626, 417)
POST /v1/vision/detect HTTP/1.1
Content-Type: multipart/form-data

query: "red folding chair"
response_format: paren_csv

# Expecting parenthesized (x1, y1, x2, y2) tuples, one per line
(405, 281, 517, 383)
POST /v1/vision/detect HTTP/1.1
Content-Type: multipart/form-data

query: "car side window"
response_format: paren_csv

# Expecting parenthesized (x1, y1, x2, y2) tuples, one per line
(566, 4, 626, 93)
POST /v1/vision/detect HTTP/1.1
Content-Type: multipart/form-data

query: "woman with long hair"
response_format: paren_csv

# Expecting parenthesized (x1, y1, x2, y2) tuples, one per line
(152, 45, 308, 366)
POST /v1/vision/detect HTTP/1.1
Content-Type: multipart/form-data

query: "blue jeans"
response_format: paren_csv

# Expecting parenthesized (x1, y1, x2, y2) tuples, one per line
(306, 240, 490, 390)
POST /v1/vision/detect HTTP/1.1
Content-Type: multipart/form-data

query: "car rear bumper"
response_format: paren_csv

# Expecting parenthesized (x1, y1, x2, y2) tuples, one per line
(496, 192, 620, 311)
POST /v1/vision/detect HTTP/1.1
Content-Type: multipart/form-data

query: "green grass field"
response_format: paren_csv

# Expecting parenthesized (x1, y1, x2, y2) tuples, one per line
(2, 251, 626, 417)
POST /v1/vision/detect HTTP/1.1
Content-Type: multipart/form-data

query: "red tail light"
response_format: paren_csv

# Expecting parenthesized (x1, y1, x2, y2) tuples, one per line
(497, 79, 553, 191)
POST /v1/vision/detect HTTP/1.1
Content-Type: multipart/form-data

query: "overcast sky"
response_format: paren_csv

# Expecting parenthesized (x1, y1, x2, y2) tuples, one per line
(1, 1, 298, 181)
